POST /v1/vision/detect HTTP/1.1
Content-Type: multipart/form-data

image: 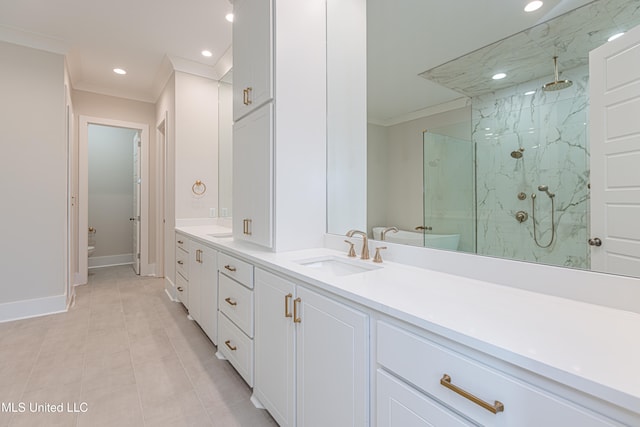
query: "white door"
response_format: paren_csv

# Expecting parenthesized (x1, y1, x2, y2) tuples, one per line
(133, 132, 141, 274)
(589, 24, 640, 276)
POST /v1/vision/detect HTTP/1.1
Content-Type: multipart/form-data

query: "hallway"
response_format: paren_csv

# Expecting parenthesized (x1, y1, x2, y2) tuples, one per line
(0, 266, 277, 426)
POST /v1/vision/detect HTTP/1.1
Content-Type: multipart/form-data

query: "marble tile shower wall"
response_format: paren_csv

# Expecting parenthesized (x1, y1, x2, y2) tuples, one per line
(472, 65, 589, 269)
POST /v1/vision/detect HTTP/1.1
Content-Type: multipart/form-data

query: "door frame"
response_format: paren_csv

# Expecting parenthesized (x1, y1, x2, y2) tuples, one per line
(155, 114, 168, 278)
(78, 115, 150, 284)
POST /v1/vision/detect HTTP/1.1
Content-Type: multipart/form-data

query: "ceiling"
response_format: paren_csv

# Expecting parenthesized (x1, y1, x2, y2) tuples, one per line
(0, 0, 624, 116)
(0, 0, 233, 103)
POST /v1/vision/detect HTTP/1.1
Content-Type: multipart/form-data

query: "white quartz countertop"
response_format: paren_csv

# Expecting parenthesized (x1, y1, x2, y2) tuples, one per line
(176, 225, 640, 415)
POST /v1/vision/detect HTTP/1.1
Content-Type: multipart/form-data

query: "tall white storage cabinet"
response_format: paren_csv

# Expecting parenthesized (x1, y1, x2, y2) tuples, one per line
(231, 0, 327, 251)
(254, 268, 369, 427)
(232, 0, 272, 121)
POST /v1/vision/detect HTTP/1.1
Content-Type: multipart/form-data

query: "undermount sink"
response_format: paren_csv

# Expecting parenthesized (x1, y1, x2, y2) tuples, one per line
(207, 232, 233, 238)
(294, 256, 381, 277)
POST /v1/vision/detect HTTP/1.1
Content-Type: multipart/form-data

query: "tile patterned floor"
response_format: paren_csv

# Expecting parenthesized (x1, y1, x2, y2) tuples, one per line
(0, 265, 278, 427)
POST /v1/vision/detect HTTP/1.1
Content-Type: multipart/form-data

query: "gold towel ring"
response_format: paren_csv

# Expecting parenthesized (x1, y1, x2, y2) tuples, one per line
(192, 180, 207, 196)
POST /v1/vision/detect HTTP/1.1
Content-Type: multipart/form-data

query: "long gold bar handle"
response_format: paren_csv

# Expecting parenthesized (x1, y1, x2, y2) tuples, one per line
(225, 340, 237, 351)
(293, 297, 302, 323)
(224, 297, 237, 306)
(440, 374, 504, 414)
(284, 293, 293, 318)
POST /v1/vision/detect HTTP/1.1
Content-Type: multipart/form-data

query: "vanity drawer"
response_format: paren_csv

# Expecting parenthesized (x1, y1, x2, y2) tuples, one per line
(219, 273, 254, 338)
(218, 252, 254, 288)
(218, 312, 254, 387)
(377, 321, 614, 427)
(176, 247, 189, 280)
(175, 271, 188, 306)
(176, 235, 189, 252)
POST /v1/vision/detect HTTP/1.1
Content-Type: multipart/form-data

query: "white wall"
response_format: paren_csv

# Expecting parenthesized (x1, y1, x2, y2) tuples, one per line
(88, 125, 136, 262)
(0, 41, 67, 319)
(174, 71, 219, 220)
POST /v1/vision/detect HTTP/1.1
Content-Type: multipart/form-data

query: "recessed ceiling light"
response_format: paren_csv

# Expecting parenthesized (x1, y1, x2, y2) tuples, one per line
(608, 32, 625, 42)
(113, 68, 127, 75)
(201, 50, 213, 57)
(524, 1, 543, 12)
(225, 13, 234, 22)
(524, 90, 536, 95)
(492, 73, 507, 80)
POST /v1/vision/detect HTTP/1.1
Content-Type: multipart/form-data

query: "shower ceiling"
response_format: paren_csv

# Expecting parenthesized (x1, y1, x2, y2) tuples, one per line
(420, 0, 640, 97)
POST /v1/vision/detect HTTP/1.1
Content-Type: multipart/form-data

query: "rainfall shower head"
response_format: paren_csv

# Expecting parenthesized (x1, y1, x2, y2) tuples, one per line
(542, 56, 573, 92)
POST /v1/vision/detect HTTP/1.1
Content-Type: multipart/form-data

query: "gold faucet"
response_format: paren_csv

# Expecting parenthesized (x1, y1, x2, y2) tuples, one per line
(345, 230, 370, 260)
(381, 226, 398, 240)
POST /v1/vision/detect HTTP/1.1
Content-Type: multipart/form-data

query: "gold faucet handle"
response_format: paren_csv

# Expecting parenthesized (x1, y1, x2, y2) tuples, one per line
(344, 240, 357, 257)
(373, 246, 387, 263)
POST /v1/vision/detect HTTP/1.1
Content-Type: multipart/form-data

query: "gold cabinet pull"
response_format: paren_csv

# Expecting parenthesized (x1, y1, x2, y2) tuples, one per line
(224, 297, 237, 306)
(224, 340, 237, 351)
(242, 88, 247, 105)
(440, 374, 504, 414)
(224, 265, 237, 272)
(293, 297, 302, 323)
(177, 240, 184, 244)
(245, 87, 252, 105)
(242, 218, 252, 235)
(284, 293, 293, 318)
(177, 260, 184, 265)
(177, 287, 183, 292)
(195, 249, 202, 263)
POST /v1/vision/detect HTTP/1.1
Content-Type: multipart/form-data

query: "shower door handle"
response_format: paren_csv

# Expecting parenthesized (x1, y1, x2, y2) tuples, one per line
(588, 238, 602, 247)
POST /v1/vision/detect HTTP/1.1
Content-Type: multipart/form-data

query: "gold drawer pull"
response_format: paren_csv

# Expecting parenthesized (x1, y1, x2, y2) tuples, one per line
(284, 293, 293, 318)
(293, 297, 302, 323)
(177, 260, 184, 265)
(224, 265, 237, 272)
(177, 287, 184, 292)
(177, 240, 184, 244)
(225, 340, 237, 351)
(224, 297, 237, 306)
(440, 374, 504, 414)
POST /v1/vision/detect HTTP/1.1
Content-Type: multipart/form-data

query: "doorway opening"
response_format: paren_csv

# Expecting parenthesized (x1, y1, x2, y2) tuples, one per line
(77, 116, 150, 285)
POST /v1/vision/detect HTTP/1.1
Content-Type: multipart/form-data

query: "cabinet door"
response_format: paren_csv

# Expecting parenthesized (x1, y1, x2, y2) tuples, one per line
(233, 0, 273, 120)
(198, 244, 218, 344)
(377, 369, 471, 427)
(232, 103, 273, 248)
(188, 242, 202, 323)
(254, 269, 295, 427)
(296, 286, 369, 426)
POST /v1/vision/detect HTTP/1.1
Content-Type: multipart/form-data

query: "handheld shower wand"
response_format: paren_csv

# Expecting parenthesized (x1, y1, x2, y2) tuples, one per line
(531, 185, 556, 248)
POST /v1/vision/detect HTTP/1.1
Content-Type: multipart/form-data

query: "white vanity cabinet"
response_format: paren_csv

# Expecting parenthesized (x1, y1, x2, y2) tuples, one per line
(188, 241, 218, 344)
(232, 103, 273, 248)
(376, 321, 621, 427)
(232, 0, 272, 121)
(217, 252, 256, 386)
(254, 268, 369, 427)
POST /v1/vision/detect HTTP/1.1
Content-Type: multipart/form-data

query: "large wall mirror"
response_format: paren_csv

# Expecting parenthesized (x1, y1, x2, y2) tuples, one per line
(327, 0, 640, 278)
(218, 69, 233, 218)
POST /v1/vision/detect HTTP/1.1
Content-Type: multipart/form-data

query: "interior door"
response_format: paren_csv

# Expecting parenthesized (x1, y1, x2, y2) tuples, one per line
(589, 24, 640, 276)
(133, 132, 141, 274)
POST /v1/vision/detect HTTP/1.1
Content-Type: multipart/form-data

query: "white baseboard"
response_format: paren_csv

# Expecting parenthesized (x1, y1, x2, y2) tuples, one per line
(88, 253, 134, 269)
(0, 294, 67, 323)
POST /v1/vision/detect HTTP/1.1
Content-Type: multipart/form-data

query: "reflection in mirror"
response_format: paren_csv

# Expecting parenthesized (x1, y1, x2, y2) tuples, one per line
(218, 69, 233, 217)
(327, 0, 640, 277)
